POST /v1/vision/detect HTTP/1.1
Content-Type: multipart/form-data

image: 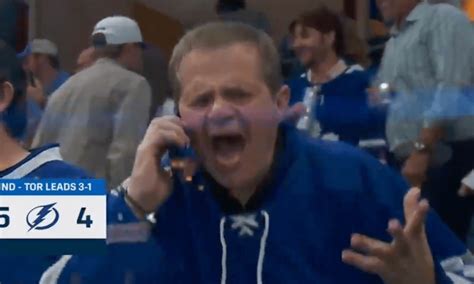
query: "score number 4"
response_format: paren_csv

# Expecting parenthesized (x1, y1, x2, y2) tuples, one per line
(77, 207, 93, 228)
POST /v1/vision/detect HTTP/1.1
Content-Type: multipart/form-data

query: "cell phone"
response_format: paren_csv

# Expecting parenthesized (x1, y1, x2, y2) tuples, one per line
(165, 110, 199, 182)
(27, 71, 36, 87)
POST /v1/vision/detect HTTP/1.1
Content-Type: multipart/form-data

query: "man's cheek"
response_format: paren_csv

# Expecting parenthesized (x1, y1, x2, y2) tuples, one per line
(181, 110, 205, 131)
(242, 106, 279, 129)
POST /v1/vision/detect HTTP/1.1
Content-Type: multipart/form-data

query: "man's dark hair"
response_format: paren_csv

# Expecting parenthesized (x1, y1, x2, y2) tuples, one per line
(169, 22, 282, 101)
(216, 0, 246, 13)
(290, 6, 345, 57)
(91, 33, 124, 59)
(0, 41, 27, 138)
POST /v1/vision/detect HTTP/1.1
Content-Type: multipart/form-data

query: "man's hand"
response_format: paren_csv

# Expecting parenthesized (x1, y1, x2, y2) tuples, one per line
(282, 102, 306, 123)
(127, 116, 190, 216)
(342, 188, 435, 284)
(27, 78, 46, 108)
(367, 87, 384, 106)
(402, 151, 430, 187)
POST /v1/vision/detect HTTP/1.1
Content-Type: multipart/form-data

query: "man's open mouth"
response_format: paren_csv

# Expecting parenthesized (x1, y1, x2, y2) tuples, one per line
(211, 133, 246, 168)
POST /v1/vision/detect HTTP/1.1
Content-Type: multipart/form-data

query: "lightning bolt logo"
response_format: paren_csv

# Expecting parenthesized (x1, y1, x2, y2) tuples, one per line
(26, 203, 60, 232)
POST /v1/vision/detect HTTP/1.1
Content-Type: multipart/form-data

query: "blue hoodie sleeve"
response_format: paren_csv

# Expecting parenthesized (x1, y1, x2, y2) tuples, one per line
(358, 155, 472, 284)
(43, 192, 162, 284)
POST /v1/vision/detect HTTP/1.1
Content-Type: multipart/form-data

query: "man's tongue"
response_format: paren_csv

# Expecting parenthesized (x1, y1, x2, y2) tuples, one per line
(212, 135, 245, 167)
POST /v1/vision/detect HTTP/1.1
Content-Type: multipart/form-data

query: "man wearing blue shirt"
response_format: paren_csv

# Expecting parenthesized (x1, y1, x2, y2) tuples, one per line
(286, 7, 378, 146)
(44, 22, 473, 284)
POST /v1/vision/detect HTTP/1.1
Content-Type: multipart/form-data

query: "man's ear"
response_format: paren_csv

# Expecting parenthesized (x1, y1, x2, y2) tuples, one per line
(275, 85, 290, 112)
(0, 82, 14, 113)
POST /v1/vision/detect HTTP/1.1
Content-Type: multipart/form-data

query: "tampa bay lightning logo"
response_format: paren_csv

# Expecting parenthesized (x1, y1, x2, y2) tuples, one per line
(26, 203, 59, 232)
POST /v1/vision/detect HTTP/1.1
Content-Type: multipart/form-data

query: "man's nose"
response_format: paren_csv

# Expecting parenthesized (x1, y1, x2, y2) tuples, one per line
(207, 97, 236, 127)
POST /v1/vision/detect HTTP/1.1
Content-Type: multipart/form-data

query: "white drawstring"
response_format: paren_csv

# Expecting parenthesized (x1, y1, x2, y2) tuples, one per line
(220, 210, 270, 284)
(220, 217, 227, 284)
(257, 211, 270, 284)
(230, 214, 259, 237)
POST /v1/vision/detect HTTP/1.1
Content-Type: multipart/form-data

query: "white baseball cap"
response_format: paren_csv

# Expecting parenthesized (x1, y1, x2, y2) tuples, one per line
(31, 39, 58, 56)
(92, 16, 143, 45)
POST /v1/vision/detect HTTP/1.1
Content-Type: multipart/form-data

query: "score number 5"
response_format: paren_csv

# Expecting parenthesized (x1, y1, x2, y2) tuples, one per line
(0, 207, 9, 228)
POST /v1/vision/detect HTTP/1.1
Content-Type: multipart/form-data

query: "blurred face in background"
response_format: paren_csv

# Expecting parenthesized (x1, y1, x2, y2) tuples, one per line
(291, 23, 334, 68)
(29, 53, 50, 76)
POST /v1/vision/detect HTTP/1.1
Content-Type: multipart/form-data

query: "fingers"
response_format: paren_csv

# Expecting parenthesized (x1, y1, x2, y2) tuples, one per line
(350, 234, 391, 259)
(403, 187, 421, 221)
(403, 187, 430, 236)
(405, 199, 430, 236)
(387, 219, 409, 254)
(341, 249, 384, 275)
(142, 116, 190, 150)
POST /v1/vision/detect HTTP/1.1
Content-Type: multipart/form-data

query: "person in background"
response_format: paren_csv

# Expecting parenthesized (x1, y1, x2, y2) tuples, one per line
(373, 0, 474, 242)
(16, 39, 70, 146)
(43, 22, 473, 284)
(216, 0, 271, 34)
(33, 16, 152, 188)
(0, 40, 88, 284)
(18, 39, 70, 106)
(286, 7, 373, 146)
(75, 46, 97, 73)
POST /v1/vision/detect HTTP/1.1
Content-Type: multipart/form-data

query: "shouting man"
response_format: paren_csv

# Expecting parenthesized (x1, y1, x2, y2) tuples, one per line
(44, 22, 472, 284)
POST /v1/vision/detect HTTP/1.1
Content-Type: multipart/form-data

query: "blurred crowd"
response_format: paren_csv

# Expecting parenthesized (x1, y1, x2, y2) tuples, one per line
(2, 0, 474, 249)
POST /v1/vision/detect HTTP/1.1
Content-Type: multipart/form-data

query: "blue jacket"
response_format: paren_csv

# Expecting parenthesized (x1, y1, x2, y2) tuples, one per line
(51, 124, 470, 283)
(0, 144, 89, 284)
(287, 67, 384, 144)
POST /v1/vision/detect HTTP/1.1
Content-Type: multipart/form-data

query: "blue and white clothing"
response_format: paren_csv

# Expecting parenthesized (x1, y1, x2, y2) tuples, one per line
(0, 144, 89, 283)
(376, 2, 474, 158)
(44, 123, 473, 283)
(286, 62, 378, 146)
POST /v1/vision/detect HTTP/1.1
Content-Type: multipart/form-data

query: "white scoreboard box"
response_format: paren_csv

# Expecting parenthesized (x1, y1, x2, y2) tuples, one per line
(0, 179, 106, 254)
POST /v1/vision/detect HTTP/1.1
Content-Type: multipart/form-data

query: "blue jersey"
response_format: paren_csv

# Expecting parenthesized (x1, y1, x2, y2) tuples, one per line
(0, 144, 89, 284)
(49, 124, 472, 283)
(287, 67, 385, 144)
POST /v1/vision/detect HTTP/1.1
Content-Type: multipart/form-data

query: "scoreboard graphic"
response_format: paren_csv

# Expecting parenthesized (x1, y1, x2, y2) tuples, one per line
(0, 179, 106, 254)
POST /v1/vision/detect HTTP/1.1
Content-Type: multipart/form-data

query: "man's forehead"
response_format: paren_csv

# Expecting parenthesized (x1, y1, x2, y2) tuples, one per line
(183, 43, 260, 62)
(178, 44, 262, 79)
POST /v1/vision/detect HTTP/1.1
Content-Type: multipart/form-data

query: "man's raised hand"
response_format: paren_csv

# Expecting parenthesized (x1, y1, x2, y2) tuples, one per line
(342, 187, 435, 284)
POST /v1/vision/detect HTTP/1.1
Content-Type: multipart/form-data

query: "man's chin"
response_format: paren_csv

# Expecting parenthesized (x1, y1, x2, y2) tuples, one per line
(212, 173, 239, 190)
